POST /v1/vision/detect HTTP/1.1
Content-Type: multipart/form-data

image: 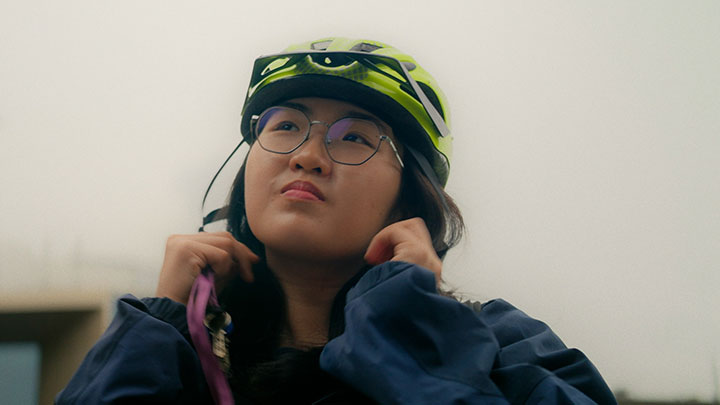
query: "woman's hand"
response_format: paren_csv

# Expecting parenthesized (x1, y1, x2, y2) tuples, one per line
(364, 218, 442, 280)
(156, 231, 259, 305)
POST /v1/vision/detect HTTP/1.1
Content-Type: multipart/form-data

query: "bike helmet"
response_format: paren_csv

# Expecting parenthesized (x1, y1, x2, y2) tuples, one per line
(239, 37, 453, 187)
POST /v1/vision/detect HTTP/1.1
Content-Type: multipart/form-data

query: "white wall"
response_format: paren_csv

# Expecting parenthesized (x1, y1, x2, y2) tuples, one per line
(1, 0, 718, 400)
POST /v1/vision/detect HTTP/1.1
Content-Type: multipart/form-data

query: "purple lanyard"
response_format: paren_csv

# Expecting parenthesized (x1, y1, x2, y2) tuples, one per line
(187, 267, 235, 404)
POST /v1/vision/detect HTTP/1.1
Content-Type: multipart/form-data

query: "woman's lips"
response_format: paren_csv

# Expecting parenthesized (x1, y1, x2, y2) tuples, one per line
(281, 181, 325, 201)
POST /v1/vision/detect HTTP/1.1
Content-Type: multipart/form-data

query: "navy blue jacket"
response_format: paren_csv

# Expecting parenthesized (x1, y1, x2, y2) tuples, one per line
(56, 262, 616, 404)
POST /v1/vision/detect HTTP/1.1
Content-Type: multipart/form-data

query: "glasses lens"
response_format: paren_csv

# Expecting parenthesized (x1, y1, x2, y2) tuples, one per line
(326, 118, 382, 165)
(255, 107, 309, 153)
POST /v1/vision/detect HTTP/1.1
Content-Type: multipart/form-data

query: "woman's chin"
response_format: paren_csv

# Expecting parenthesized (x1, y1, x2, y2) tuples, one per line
(261, 234, 366, 266)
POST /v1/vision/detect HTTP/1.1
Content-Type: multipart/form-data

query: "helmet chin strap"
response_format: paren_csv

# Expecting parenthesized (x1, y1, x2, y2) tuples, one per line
(199, 139, 245, 232)
(405, 145, 450, 215)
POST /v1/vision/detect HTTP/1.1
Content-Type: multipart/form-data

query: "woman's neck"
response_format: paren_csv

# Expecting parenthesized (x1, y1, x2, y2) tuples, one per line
(265, 253, 365, 348)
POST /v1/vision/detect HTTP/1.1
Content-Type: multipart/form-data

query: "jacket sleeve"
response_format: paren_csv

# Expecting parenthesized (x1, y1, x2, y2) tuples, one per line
(55, 295, 210, 405)
(319, 262, 616, 405)
(474, 299, 616, 404)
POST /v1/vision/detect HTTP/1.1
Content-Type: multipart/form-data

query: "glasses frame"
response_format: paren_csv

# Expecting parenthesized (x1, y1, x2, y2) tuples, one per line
(250, 106, 404, 168)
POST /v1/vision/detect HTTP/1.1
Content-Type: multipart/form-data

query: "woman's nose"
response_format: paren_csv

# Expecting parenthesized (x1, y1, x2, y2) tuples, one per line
(287, 124, 333, 175)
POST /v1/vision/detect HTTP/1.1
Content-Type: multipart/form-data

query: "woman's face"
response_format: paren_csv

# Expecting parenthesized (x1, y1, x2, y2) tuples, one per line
(244, 97, 403, 263)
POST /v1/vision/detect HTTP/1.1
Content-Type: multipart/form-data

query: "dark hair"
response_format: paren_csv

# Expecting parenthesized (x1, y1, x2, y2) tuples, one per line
(219, 147, 464, 403)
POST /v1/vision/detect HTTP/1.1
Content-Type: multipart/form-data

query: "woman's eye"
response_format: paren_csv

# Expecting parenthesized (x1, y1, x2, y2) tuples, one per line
(274, 121, 299, 131)
(342, 133, 373, 147)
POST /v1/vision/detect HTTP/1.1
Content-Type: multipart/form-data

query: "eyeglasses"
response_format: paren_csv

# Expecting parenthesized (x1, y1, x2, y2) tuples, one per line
(250, 106, 404, 168)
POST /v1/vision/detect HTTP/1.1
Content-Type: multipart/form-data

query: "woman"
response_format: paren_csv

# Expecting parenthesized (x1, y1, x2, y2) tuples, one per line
(57, 38, 616, 404)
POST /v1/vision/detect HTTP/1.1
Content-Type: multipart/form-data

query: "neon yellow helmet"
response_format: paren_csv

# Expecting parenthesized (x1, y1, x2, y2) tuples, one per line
(239, 37, 453, 186)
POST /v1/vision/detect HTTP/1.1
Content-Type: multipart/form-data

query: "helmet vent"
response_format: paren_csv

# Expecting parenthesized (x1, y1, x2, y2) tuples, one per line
(350, 42, 382, 53)
(417, 82, 445, 120)
(311, 40, 333, 50)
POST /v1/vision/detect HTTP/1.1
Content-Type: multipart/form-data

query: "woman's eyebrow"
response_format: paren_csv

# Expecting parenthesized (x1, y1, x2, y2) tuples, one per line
(278, 101, 311, 114)
(277, 102, 390, 132)
(344, 111, 389, 132)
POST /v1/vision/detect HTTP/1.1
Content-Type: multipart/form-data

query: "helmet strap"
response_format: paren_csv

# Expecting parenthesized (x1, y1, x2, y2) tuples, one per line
(405, 145, 450, 214)
(199, 139, 245, 232)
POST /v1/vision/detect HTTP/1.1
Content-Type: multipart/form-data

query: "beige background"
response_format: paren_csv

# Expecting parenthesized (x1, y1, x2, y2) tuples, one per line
(1, 0, 718, 401)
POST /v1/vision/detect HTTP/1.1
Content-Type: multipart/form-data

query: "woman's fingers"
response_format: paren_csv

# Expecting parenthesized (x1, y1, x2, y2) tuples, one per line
(156, 231, 259, 305)
(184, 233, 259, 282)
(364, 218, 442, 280)
(231, 241, 260, 283)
